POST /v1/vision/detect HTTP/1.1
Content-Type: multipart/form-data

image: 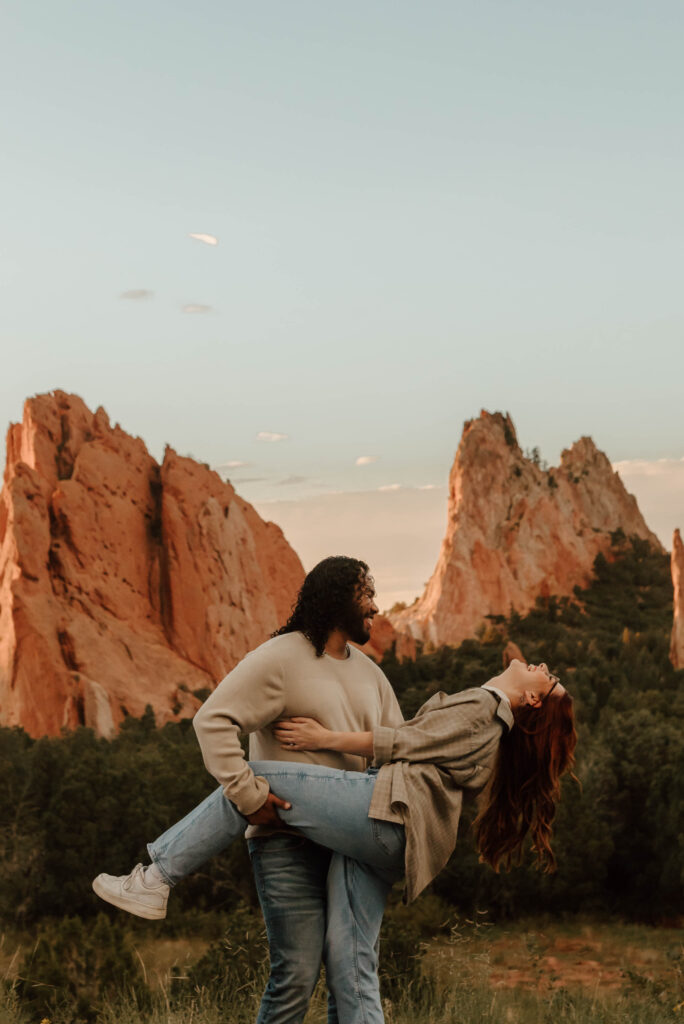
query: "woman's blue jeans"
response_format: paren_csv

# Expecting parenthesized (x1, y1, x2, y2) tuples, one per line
(148, 763, 405, 1024)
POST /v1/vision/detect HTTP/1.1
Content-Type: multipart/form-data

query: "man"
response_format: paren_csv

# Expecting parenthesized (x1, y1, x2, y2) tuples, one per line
(195, 555, 403, 1024)
(96, 556, 403, 1023)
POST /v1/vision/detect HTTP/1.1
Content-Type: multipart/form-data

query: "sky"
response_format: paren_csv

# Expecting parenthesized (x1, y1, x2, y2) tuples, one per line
(2, 2, 683, 608)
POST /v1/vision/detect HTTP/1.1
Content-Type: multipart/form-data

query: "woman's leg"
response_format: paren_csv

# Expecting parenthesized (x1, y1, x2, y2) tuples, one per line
(148, 761, 404, 886)
(252, 762, 405, 878)
(148, 784, 243, 885)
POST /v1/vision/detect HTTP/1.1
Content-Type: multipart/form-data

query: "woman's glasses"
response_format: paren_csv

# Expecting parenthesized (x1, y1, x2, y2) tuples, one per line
(541, 676, 560, 703)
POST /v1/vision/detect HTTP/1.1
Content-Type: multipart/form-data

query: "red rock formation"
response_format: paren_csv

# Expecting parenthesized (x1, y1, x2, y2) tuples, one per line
(0, 391, 305, 737)
(503, 641, 526, 668)
(391, 411, 662, 649)
(359, 614, 416, 663)
(670, 529, 684, 670)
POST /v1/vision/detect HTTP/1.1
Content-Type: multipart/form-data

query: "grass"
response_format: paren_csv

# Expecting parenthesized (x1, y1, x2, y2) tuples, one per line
(128, 935, 211, 991)
(3, 918, 682, 1023)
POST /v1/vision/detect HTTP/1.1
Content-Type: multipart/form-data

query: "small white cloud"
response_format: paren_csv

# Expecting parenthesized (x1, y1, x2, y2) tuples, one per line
(120, 289, 153, 300)
(182, 304, 213, 314)
(257, 431, 289, 442)
(378, 483, 402, 492)
(356, 455, 379, 466)
(221, 460, 250, 469)
(189, 233, 219, 246)
(418, 484, 439, 490)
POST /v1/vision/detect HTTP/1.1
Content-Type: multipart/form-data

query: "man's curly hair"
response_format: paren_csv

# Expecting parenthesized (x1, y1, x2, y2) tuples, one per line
(274, 556, 372, 656)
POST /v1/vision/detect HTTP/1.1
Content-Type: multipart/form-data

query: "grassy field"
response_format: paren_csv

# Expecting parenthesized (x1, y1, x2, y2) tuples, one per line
(3, 917, 682, 1023)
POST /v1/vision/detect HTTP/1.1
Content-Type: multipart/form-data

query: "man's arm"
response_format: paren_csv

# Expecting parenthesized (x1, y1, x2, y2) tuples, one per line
(193, 644, 285, 820)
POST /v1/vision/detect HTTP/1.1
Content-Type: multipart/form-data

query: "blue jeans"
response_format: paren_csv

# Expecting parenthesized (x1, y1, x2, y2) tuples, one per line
(148, 763, 405, 1024)
(248, 834, 337, 1024)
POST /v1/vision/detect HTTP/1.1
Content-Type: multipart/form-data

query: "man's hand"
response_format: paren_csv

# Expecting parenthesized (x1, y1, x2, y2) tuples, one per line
(245, 790, 292, 827)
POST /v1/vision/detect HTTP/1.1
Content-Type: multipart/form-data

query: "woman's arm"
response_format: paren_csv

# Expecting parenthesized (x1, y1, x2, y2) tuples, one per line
(273, 717, 374, 759)
(371, 691, 490, 767)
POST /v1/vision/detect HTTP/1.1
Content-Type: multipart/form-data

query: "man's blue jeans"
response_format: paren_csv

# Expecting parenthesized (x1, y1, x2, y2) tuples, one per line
(248, 834, 336, 1024)
(148, 763, 405, 1024)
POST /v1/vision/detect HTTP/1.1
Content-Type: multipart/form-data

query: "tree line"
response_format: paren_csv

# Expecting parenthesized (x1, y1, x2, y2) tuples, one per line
(1, 535, 682, 933)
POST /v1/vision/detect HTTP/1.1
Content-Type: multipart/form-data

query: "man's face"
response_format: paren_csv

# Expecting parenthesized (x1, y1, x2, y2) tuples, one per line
(339, 574, 379, 645)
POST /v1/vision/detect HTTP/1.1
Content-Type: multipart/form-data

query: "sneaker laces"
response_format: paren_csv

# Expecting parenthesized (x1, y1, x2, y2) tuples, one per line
(123, 863, 145, 891)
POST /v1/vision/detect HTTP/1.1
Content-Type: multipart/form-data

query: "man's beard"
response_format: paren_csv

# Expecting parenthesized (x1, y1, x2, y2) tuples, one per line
(339, 601, 372, 645)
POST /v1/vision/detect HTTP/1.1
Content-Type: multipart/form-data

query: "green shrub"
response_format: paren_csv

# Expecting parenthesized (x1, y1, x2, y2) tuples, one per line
(170, 901, 267, 1007)
(14, 914, 149, 1022)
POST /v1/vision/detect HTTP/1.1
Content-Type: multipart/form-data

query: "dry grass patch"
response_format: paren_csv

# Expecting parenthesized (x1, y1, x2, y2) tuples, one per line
(424, 917, 684, 995)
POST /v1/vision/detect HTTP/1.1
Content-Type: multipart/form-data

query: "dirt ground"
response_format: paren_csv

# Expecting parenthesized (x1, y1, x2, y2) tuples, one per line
(424, 918, 684, 993)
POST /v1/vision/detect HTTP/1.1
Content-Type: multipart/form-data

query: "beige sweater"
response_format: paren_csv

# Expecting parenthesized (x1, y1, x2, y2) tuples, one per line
(193, 631, 403, 834)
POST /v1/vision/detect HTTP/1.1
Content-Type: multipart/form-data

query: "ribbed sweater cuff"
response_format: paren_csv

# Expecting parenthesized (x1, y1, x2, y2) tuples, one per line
(227, 774, 271, 817)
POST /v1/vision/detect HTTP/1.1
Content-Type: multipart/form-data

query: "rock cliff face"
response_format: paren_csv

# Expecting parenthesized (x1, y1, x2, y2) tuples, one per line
(359, 614, 416, 663)
(0, 392, 305, 737)
(391, 411, 663, 648)
(670, 529, 684, 670)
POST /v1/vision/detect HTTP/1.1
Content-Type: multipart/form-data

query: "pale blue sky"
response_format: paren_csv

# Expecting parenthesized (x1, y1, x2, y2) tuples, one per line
(2, 2, 683, 599)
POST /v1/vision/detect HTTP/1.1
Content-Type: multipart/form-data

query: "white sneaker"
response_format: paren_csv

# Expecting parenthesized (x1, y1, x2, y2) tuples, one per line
(92, 863, 169, 920)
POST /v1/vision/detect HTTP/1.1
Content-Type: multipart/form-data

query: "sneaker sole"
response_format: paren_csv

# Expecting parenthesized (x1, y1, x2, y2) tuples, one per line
(92, 876, 167, 920)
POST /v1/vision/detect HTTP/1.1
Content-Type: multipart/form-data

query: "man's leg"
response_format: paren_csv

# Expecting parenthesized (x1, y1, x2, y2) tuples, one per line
(324, 853, 393, 1024)
(249, 834, 336, 1024)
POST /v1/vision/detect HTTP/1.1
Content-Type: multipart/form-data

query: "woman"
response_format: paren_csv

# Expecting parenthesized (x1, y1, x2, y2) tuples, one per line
(93, 658, 577, 917)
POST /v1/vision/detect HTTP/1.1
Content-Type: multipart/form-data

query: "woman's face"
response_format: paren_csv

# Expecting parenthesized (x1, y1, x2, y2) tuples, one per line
(505, 659, 565, 705)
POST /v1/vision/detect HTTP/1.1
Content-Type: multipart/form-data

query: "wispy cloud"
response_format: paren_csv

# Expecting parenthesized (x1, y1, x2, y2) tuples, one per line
(182, 304, 213, 314)
(257, 431, 289, 442)
(214, 459, 251, 470)
(356, 455, 379, 466)
(613, 457, 684, 478)
(120, 289, 153, 300)
(378, 483, 402, 491)
(418, 484, 439, 490)
(189, 233, 218, 246)
(278, 475, 308, 486)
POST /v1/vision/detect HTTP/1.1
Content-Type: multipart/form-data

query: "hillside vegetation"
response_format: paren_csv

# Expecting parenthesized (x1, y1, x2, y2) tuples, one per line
(2, 535, 682, 1020)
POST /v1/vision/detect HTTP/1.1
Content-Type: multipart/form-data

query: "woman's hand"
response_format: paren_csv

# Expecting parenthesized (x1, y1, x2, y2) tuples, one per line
(273, 717, 333, 752)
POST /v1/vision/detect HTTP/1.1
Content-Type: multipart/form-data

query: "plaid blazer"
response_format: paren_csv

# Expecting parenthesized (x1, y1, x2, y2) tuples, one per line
(369, 686, 513, 903)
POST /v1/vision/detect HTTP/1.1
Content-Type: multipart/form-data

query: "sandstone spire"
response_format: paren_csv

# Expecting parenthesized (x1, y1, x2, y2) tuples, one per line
(391, 411, 662, 648)
(0, 391, 304, 737)
(670, 529, 684, 670)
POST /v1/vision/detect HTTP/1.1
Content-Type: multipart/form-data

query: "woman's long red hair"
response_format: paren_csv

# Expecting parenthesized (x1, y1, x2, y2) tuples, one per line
(473, 692, 577, 872)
